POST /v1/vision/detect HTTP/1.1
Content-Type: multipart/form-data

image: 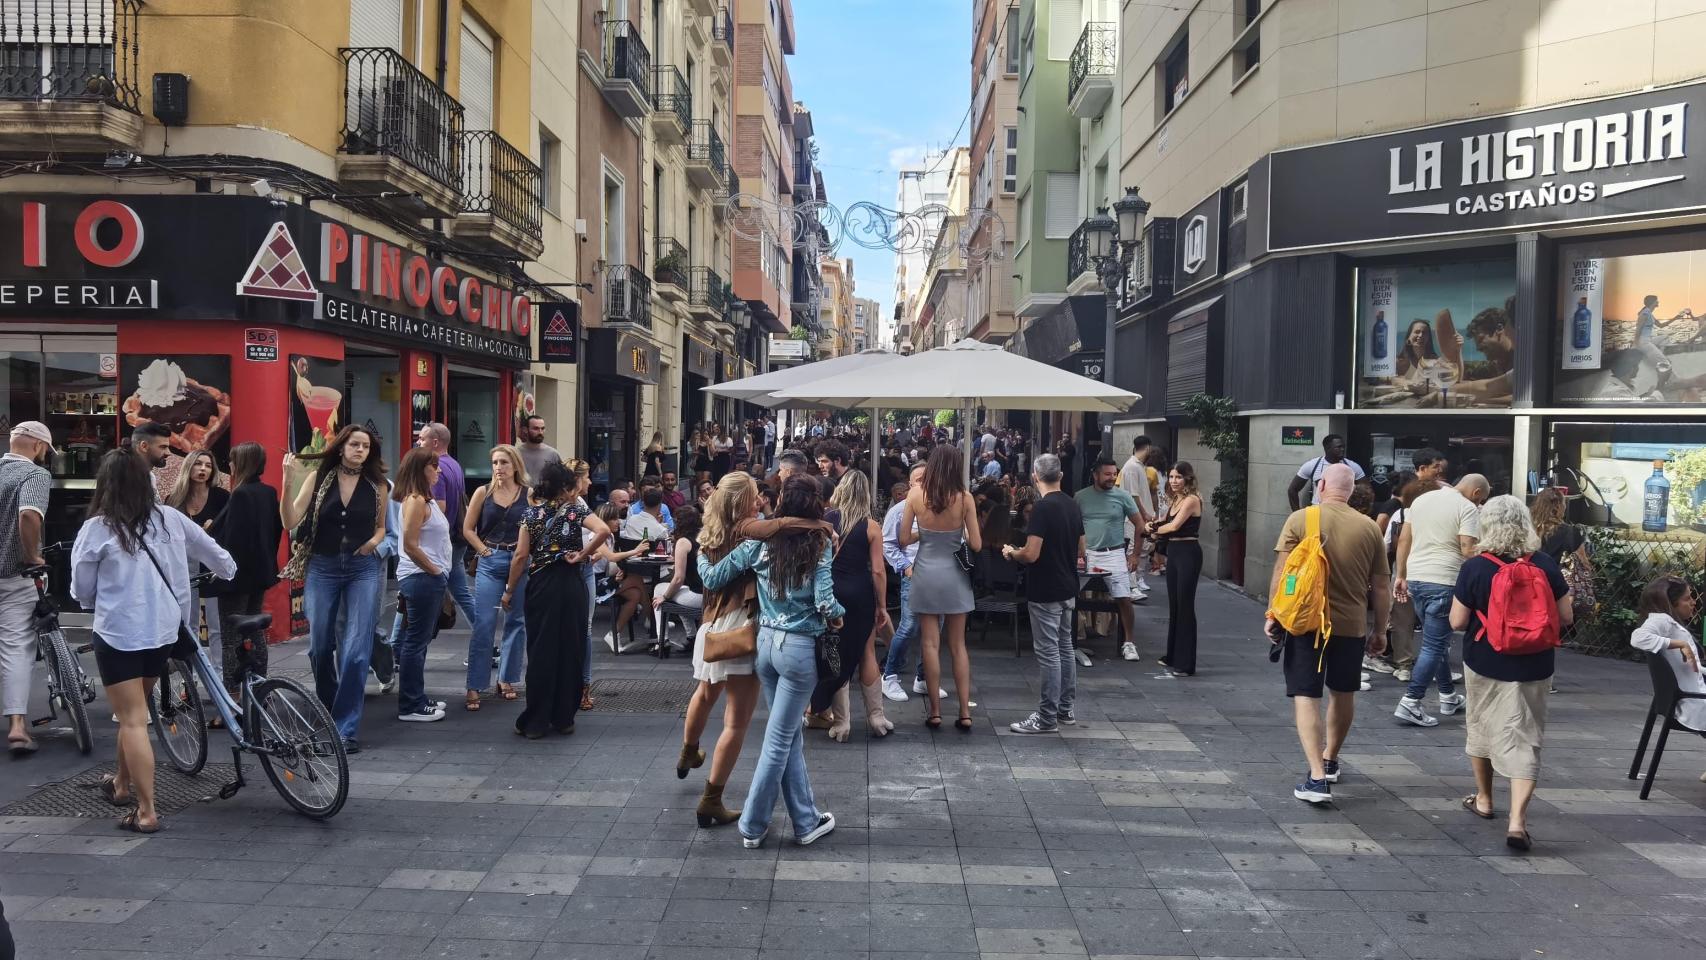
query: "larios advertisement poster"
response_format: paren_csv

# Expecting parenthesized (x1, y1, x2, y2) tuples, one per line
(1356, 261, 1517, 408)
(1555, 239, 1706, 404)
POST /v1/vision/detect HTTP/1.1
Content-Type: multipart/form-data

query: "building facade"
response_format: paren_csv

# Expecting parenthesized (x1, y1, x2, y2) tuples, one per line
(1116, 0, 1706, 590)
(891, 148, 953, 351)
(965, 0, 1021, 345)
(730, 0, 795, 347)
(854, 297, 879, 352)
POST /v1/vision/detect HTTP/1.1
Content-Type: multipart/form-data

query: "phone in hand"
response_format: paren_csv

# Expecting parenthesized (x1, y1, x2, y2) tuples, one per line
(1266, 620, 1286, 662)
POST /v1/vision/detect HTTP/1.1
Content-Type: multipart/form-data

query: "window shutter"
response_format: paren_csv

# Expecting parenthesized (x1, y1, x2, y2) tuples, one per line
(459, 19, 495, 132)
(1166, 316, 1209, 413)
(1047, 0, 1082, 60)
(350, 0, 405, 50)
(1044, 171, 1079, 239)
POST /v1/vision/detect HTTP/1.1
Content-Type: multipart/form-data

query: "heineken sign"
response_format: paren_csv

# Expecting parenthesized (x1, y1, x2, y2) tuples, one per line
(1267, 81, 1706, 252)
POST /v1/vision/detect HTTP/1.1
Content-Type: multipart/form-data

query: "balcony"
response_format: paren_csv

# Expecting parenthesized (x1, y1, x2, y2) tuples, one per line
(686, 0, 716, 16)
(604, 264, 653, 330)
(650, 66, 689, 143)
(654, 238, 689, 303)
(714, 168, 738, 217)
(711, 7, 734, 67)
(689, 266, 728, 320)
(1067, 23, 1116, 118)
(1066, 218, 1102, 295)
(0, 0, 144, 151)
(685, 120, 725, 189)
(451, 130, 543, 259)
(338, 47, 465, 217)
(598, 18, 651, 118)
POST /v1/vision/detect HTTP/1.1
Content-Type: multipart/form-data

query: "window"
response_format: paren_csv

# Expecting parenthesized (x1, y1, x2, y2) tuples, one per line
(652, 163, 664, 263)
(459, 18, 495, 132)
(1044, 171, 1079, 239)
(539, 126, 561, 214)
(1236, 32, 1260, 77)
(1020, 16, 1035, 83)
(602, 165, 624, 265)
(1004, 8, 1020, 74)
(1162, 27, 1189, 115)
(1240, 0, 1262, 29)
(1002, 126, 1018, 194)
(1047, 0, 1081, 60)
(1016, 188, 1031, 250)
(687, 202, 699, 264)
(1229, 178, 1248, 223)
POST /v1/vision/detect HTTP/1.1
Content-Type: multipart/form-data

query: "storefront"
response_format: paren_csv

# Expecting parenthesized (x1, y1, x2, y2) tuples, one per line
(681, 335, 715, 459)
(585, 328, 658, 495)
(1014, 294, 1107, 488)
(0, 193, 532, 634)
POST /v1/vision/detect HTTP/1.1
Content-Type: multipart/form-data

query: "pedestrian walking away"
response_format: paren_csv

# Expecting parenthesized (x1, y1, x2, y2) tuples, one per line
(1148, 463, 1204, 677)
(1075, 457, 1146, 662)
(900, 445, 981, 731)
(463, 444, 532, 709)
(1003, 453, 1083, 733)
(203, 442, 283, 705)
(1268, 463, 1390, 805)
(1393, 474, 1490, 726)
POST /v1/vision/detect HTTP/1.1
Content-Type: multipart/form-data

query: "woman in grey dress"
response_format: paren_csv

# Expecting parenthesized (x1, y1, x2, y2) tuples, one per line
(899, 444, 982, 730)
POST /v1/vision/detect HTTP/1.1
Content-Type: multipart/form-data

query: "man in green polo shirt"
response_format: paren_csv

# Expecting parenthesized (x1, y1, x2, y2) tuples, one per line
(1074, 458, 1145, 664)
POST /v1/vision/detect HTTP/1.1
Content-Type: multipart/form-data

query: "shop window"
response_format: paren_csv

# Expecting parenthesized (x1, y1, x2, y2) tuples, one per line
(1354, 259, 1516, 410)
(1555, 231, 1706, 406)
(447, 367, 500, 484)
(1546, 421, 1706, 534)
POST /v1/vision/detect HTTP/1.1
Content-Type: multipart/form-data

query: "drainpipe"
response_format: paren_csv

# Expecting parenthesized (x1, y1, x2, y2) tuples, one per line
(435, 0, 449, 87)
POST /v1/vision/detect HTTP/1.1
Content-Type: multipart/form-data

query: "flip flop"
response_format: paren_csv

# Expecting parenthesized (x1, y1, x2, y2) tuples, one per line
(7, 738, 37, 758)
(97, 774, 133, 807)
(115, 811, 159, 834)
(1461, 795, 1495, 820)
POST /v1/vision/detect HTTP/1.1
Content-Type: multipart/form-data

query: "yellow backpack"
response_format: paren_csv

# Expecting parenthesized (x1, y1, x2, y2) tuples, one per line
(1269, 507, 1332, 648)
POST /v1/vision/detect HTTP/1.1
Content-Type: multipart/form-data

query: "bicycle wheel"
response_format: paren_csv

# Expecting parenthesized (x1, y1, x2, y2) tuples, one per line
(45, 630, 92, 755)
(250, 677, 347, 819)
(149, 658, 208, 775)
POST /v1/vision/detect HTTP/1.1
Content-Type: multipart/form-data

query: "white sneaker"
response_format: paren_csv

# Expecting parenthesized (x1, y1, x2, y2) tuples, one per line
(912, 677, 928, 695)
(1359, 681, 1373, 692)
(741, 830, 766, 849)
(1394, 696, 1439, 727)
(1074, 649, 1093, 668)
(604, 631, 618, 653)
(398, 706, 446, 723)
(1136, 576, 1151, 592)
(1438, 692, 1465, 716)
(1363, 656, 1396, 675)
(1451, 671, 1464, 683)
(380, 676, 398, 696)
(1392, 667, 1412, 682)
(365, 672, 383, 696)
(1120, 642, 1140, 662)
(795, 812, 835, 846)
(1361, 671, 1372, 682)
(882, 675, 908, 702)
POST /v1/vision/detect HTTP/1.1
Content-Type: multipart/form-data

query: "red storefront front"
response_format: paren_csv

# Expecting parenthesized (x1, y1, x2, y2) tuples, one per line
(0, 194, 533, 639)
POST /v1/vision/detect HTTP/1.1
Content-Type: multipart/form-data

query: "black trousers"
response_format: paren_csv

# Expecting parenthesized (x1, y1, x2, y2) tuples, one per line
(1164, 541, 1203, 674)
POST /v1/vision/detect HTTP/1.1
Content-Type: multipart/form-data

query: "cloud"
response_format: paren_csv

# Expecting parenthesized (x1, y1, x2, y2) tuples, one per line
(888, 145, 931, 169)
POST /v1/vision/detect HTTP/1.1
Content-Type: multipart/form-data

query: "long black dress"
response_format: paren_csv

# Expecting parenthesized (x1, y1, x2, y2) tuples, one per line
(516, 499, 592, 737)
(811, 520, 876, 712)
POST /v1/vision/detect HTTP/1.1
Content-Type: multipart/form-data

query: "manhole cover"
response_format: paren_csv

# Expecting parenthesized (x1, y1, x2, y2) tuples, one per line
(1, 763, 236, 819)
(585, 678, 699, 713)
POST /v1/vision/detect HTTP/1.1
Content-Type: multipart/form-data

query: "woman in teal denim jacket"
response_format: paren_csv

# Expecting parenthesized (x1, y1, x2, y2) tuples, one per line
(699, 475, 844, 848)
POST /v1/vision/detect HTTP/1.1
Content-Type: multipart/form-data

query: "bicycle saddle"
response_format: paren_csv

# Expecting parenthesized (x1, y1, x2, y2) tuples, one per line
(230, 614, 273, 634)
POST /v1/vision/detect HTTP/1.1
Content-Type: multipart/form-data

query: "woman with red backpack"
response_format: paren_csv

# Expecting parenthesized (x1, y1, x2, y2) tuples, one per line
(1447, 495, 1573, 852)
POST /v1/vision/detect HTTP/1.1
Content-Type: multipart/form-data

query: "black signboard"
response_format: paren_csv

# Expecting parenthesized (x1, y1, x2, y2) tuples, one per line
(1281, 425, 1315, 446)
(537, 301, 579, 363)
(1268, 80, 1706, 252)
(589, 329, 659, 385)
(1075, 351, 1105, 381)
(1173, 191, 1221, 297)
(686, 338, 716, 379)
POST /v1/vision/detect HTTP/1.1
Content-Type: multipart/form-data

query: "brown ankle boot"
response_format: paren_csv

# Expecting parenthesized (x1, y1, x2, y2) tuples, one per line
(696, 781, 740, 828)
(676, 742, 705, 779)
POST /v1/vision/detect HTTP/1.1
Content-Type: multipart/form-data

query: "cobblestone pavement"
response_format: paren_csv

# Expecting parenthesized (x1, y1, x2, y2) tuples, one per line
(4, 580, 1706, 960)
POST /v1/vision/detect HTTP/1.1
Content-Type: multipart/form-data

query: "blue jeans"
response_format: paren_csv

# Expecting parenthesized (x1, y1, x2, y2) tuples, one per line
(741, 627, 823, 841)
(447, 541, 479, 622)
(396, 571, 449, 715)
(1027, 599, 1076, 725)
(881, 574, 926, 682)
(304, 553, 383, 741)
(1406, 581, 1458, 700)
(581, 564, 596, 684)
(469, 551, 527, 690)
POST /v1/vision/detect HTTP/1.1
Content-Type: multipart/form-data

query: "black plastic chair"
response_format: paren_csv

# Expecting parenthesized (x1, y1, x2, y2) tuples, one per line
(1628, 653, 1706, 799)
(973, 549, 1026, 656)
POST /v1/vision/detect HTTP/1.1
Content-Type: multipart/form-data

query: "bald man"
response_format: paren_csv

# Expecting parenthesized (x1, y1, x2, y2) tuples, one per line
(1270, 463, 1391, 806)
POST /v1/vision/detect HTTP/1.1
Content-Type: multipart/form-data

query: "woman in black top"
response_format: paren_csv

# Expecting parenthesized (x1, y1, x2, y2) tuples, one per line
(1146, 462, 1204, 677)
(464, 444, 531, 707)
(281, 425, 387, 746)
(204, 442, 282, 699)
(643, 431, 667, 479)
(810, 470, 893, 741)
(166, 449, 230, 673)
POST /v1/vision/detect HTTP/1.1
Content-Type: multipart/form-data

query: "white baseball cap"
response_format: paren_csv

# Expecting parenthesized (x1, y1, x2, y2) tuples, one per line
(10, 421, 53, 446)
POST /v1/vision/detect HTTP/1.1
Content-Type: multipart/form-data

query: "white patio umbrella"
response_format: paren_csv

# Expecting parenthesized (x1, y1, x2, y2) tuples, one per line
(702, 348, 905, 475)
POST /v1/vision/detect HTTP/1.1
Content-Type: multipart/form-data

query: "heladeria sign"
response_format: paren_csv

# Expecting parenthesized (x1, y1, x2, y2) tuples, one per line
(1268, 81, 1706, 252)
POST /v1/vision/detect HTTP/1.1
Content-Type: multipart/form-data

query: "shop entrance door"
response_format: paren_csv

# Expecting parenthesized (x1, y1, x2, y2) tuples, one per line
(447, 365, 501, 486)
(587, 380, 632, 500)
(345, 346, 401, 458)
(1352, 417, 1514, 498)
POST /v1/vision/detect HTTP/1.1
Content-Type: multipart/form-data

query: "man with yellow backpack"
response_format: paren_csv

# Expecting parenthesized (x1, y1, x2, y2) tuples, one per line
(1268, 463, 1391, 805)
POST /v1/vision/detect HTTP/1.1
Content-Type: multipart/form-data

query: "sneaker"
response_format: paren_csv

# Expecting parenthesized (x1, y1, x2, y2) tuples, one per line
(1361, 671, 1372, 682)
(1009, 714, 1058, 734)
(911, 678, 947, 698)
(1359, 680, 1373, 692)
(1363, 656, 1396, 675)
(741, 830, 766, 849)
(1136, 576, 1150, 592)
(1322, 758, 1341, 783)
(1120, 642, 1140, 662)
(882, 675, 908, 702)
(1132, 591, 1149, 604)
(399, 706, 446, 723)
(1074, 649, 1093, 668)
(1059, 710, 1076, 726)
(342, 738, 361, 756)
(380, 675, 398, 696)
(364, 672, 383, 696)
(1451, 671, 1464, 683)
(1438, 692, 1465, 716)
(1293, 776, 1333, 805)
(1394, 696, 1439, 727)
(795, 812, 835, 846)
(1392, 667, 1412, 682)
(604, 631, 619, 653)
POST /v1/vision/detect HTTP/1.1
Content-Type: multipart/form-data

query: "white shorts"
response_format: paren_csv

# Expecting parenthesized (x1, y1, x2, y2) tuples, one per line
(1085, 548, 1134, 599)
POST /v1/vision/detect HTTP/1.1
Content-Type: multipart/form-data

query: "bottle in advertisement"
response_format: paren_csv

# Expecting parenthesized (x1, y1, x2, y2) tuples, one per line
(1370, 310, 1388, 360)
(1643, 460, 1671, 533)
(1571, 297, 1593, 350)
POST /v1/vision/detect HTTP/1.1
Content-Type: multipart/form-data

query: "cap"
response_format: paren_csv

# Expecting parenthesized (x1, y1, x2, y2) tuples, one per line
(10, 421, 53, 446)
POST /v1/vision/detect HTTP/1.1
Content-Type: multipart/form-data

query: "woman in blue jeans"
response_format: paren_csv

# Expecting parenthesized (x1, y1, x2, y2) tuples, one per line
(699, 475, 842, 849)
(282, 425, 386, 750)
(463, 444, 531, 709)
(393, 448, 453, 724)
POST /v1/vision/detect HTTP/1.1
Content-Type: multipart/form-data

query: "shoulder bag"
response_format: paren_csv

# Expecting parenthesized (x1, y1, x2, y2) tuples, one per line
(701, 542, 759, 663)
(279, 471, 337, 582)
(137, 519, 204, 660)
(953, 496, 977, 573)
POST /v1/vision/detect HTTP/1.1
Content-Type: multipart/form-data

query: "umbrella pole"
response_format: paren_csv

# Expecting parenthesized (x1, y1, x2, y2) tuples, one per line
(871, 406, 882, 501)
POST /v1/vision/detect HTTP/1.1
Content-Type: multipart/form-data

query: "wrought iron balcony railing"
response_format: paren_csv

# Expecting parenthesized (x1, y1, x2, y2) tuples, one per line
(1067, 23, 1117, 107)
(340, 46, 466, 191)
(654, 237, 689, 291)
(690, 267, 728, 315)
(687, 120, 726, 176)
(460, 129, 542, 242)
(652, 65, 689, 128)
(600, 18, 651, 100)
(0, 0, 141, 111)
(1067, 218, 1093, 284)
(713, 6, 734, 52)
(605, 264, 653, 329)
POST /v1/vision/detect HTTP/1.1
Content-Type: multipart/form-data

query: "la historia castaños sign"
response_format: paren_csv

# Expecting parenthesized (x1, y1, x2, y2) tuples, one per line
(1267, 81, 1706, 252)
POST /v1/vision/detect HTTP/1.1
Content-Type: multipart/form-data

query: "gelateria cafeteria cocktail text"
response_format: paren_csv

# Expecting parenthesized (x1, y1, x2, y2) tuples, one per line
(317, 222, 531, 336)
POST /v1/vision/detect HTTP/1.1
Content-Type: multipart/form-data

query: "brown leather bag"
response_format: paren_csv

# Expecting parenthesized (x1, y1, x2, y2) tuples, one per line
(700, 573, 758, 663)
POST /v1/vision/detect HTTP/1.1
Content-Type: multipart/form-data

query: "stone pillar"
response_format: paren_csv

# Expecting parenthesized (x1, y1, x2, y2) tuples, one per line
(1244, 412, 1340, 598)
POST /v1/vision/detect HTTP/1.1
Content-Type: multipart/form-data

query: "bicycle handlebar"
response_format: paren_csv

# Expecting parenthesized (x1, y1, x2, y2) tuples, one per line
(19, 542, 71, 578)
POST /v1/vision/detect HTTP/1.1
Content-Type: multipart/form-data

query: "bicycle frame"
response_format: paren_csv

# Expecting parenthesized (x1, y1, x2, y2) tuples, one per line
(169, 633, 302, 763)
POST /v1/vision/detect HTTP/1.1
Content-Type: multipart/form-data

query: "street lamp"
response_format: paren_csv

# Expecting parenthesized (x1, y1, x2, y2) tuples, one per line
(1090, 186, 1149, 459)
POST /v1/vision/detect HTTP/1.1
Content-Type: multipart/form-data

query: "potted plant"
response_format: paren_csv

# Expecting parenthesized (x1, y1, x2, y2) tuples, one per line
(1180, 393, 1248, 584)
(655, 249, 687, 287)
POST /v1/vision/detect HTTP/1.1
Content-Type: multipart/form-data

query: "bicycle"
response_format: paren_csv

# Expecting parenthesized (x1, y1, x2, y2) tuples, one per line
(22, 542, 95, 755)
(150, 572, 348, 819)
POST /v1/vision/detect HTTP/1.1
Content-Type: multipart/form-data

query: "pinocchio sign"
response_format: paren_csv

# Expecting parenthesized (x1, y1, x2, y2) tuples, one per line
(315, 222, 532, 337)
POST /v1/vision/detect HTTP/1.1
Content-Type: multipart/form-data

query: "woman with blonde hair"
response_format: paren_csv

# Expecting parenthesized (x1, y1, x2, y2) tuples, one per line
(644, 431, 667, 479)
(809, 469, 893, 740)
(463, 443, 531, 708)
(165, 449, 229, 674)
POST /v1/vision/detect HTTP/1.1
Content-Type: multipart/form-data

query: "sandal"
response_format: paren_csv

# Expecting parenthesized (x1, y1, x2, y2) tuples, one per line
(1505, 830, 1532, 852)
(464, 691, 482, 712)
(97, 774, 133, 807)
(115, 810, 159, 834)
(498, 683, 519, 701)
(1461, 795, 1494, 820)
(955, 715, 974, 732)
(7, 736, 38, 757)
(580, 690, 595, 711)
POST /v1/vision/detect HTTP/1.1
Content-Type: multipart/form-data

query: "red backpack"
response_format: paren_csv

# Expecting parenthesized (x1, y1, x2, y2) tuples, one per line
(1476, 553, 1561, 655)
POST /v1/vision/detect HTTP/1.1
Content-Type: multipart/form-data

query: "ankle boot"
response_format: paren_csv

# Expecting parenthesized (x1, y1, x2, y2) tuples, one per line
(676, 741, 705, 779)
(696, 781, 740, 827)
(861, 679, 894, 737)
(827, 685, 851, 743)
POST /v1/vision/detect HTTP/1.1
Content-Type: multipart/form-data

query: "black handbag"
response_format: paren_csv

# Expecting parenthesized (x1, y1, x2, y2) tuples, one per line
(816, 626, 842, 680)
(954, 540, 976, 573)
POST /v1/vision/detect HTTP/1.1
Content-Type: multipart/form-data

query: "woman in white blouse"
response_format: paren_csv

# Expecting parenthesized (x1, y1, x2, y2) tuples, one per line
(72, 450, 235, 833)
(1630, 575, 1705, 738)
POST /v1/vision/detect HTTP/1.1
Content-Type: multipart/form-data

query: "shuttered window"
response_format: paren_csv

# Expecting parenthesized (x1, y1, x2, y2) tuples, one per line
(350, 0, 405, 50)
(459, 18, 495, 132)
(1047, 0, 1081, 60)
(1166, 311, 1209, 413)
(1044, 171, 1079, 239)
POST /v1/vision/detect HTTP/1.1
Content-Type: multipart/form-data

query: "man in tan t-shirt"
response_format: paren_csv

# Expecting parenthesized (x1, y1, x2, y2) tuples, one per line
(1393, 474, 1490, 727)
(1269, 463, 1391, 805)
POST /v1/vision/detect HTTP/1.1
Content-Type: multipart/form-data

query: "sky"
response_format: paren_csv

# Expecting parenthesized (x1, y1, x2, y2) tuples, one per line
(787, 0, 972, 344)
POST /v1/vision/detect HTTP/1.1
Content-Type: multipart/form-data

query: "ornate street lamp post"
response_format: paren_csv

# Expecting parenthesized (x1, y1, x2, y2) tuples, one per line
(1085, 186, 1149, 458)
